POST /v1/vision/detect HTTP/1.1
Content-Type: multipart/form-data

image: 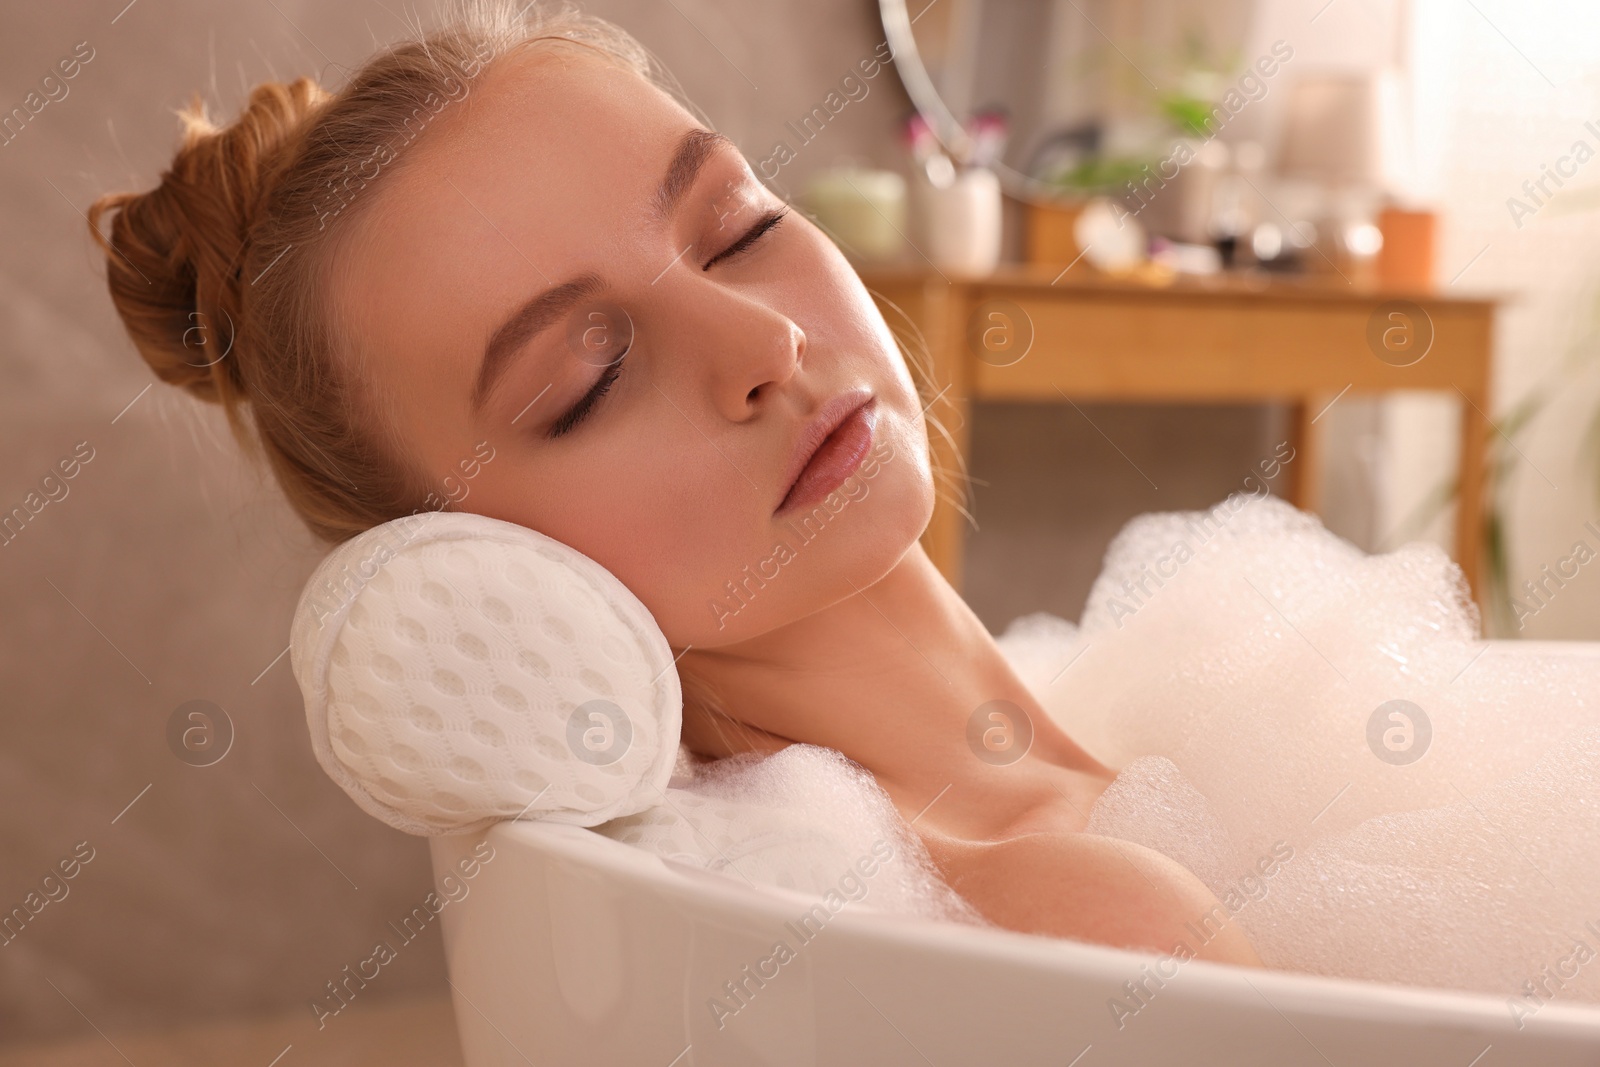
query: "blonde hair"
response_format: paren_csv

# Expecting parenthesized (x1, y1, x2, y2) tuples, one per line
(87, 0, 676, 544)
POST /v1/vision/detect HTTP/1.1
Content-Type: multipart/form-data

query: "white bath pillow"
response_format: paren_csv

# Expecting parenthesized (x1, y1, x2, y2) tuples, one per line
(288, 511, 682, 836)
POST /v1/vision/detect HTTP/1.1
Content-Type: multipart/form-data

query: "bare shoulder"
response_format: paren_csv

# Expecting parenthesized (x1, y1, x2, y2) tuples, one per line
(919, 829, 1263, 967)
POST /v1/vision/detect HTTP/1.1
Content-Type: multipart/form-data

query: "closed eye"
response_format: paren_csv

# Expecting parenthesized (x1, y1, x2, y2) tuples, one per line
(544, 208, 785, 438)
(547, 346, 628, 439)
(702, 208, 788, 270)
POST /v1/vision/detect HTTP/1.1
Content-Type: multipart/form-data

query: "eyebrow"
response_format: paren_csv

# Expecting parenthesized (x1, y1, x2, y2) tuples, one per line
(653, 128, 736, 222)
(471, 127, 738, 415)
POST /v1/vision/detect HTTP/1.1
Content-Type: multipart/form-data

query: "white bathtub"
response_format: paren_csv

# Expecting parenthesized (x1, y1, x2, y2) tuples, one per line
(429, 641, 1600, 1066)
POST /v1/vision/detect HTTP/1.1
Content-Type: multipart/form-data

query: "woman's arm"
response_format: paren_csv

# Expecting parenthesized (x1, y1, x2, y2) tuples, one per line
(921, 830, 1264, 967)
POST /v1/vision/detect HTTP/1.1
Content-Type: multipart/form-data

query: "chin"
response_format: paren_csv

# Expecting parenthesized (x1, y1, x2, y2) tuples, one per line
(662, 456, 930, 647)
(809, 471, 936, 612)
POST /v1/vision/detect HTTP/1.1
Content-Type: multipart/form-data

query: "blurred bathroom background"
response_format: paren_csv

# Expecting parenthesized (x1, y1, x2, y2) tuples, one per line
(4, 0, 1600, 1061)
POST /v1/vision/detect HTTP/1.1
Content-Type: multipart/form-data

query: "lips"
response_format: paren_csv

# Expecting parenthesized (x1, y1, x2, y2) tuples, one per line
(776, 390, 878, 515)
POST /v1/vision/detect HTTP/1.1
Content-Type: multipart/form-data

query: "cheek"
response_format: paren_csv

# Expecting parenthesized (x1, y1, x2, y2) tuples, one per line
(485, 429, 766, 643)
(585, 473, 753, 639)
(515, 428, 931, 650)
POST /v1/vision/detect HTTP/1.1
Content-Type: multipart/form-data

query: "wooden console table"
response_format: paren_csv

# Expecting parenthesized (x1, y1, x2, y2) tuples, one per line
(860, 266, 1498, 607)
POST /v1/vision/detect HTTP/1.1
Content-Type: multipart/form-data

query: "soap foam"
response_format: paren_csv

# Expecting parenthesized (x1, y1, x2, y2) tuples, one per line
(1021, 493, 1600, 1004)
(598, 744, 985, 926)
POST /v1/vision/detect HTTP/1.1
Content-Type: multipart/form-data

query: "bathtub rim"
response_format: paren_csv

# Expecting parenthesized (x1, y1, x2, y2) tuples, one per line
(433, 814, 1600, 1043)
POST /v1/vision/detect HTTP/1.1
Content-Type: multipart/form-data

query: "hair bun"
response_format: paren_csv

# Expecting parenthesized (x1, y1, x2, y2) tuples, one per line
(88, 77, 331, 409)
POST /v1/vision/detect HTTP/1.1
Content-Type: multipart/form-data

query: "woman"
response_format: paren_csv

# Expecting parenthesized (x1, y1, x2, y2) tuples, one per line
(88, 0, 1259, 967)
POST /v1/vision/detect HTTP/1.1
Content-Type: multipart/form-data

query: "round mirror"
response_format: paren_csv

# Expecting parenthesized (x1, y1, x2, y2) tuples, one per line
(878, 0, 1062, 206)
(878, 0, 1263, 221)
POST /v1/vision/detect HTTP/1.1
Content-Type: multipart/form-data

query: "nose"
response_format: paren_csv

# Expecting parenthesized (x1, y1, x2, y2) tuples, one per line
(670, 278, 805, 422)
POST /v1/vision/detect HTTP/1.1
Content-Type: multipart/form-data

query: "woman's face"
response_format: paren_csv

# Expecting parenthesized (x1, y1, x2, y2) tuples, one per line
(333, 45, 933, 647)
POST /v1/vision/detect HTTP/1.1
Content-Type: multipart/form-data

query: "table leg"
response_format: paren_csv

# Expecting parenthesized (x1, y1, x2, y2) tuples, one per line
(1456, 388, 1489, 609)
(1286, 399, 1324, 516)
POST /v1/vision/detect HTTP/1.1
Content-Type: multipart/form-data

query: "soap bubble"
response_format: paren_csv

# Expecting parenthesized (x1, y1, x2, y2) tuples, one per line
(1031, 495, 1600, 1004)
(597, 744, 986, 926)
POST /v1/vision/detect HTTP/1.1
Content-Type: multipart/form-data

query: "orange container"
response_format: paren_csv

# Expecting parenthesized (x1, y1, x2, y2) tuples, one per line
(1026, 200, 1087, 265)
(1377, 207, 1437, 289)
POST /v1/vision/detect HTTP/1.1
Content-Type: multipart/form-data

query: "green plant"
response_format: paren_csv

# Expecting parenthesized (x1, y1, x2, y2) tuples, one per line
(1047, 155, 1157, 194)
(1157, 92, 1222, 139)
(1040, 25, 1241, 195)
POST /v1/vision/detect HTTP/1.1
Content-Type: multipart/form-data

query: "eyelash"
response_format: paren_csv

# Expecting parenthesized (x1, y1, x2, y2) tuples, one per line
(544, 207, 789, 439)
(702, 208, 788, 270)
(547, 347, 628, 439)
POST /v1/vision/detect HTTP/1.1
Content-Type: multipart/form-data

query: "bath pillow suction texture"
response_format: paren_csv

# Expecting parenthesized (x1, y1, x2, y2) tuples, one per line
(289, 512, 681, 836)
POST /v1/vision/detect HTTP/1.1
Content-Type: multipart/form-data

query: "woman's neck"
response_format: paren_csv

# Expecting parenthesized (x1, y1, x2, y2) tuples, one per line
(676, 542, 1113, 842)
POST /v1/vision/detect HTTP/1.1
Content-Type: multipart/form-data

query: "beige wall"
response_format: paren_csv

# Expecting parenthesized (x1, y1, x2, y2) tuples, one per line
(0, 0, 1277, 1044)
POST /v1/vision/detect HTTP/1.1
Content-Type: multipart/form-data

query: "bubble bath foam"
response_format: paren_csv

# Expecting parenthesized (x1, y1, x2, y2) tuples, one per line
(997, 494, 1600, 1007)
